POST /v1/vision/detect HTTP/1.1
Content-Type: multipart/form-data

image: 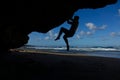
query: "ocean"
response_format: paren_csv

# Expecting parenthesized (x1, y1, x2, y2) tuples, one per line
(20, 46, 120, 59)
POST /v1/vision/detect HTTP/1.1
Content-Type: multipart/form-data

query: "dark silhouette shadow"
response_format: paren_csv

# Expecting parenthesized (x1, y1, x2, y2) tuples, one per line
(1, 51, 120, 80)
(55, 16, 79, 51)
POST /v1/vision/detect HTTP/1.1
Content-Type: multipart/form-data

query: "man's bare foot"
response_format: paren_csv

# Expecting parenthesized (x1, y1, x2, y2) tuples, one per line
(55, 37, 60, 41)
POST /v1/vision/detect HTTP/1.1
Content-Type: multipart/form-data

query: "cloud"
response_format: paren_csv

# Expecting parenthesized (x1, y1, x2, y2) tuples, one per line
(76, 30, 94, 39)
(85, 22, 107, 31)
(79, 30, 85, 35)
(76, 34, 81, 39)
(79, 30, 94, 36)
(54, 33, 58, 38)
(85, 23, 96, 30)
(76, 23, 107, 39)
(45, 36, 50, 40)
(110, 32, 120, 37)
(76, 30, 85, 39)
(86, 31, 93, 35)
(110, 32, 116, 37)
(44, 30, 58, 40)
(48, 30, 53, 39)
(97, 25, 107, 30)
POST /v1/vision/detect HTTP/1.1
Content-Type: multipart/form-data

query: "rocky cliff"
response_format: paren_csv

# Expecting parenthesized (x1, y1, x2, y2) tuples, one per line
(0, 0, 117, 52)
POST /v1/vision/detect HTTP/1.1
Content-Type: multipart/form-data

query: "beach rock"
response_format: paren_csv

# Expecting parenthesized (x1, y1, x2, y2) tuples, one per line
(0, 0, 117, 52)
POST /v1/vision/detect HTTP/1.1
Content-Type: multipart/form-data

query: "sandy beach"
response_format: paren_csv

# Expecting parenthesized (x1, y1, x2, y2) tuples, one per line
(1, 49, 120, 80)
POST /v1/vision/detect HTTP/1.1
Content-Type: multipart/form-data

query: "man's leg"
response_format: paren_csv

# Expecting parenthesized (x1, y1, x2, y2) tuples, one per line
(55, 27, 68, 40)
(63, 35, 69, 51)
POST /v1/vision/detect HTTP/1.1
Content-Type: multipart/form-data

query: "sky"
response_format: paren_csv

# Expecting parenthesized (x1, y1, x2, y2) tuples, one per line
(27, 1, 120, 47)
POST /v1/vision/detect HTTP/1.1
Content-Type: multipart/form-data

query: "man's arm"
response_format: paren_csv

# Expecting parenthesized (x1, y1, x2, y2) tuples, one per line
(67, 18, 73, 24)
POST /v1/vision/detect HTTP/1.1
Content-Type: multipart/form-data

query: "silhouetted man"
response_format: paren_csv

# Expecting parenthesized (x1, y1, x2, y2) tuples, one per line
(55, 16, 79, 51)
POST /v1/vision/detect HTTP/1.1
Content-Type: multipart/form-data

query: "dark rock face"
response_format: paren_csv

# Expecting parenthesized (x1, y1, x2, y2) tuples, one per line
(0, 0, 117, 51)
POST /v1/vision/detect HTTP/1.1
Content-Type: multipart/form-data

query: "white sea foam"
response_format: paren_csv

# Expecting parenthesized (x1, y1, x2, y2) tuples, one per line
(24, 45, 120, 52)
(90, 48, 117, 51)
(21, 45, 120, 58)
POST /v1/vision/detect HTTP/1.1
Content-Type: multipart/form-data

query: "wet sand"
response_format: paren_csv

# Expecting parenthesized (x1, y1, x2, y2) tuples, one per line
(1, 50, 120, 80)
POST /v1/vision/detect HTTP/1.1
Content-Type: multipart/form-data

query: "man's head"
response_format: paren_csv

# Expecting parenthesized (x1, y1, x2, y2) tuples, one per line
(74, 16, 79, 20)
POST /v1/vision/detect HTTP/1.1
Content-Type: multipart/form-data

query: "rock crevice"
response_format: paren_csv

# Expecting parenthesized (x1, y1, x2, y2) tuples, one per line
(0, 0, 117, 51)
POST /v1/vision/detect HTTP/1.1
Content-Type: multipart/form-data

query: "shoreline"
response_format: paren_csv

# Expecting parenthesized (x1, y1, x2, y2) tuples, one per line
(1, 49, 120, 80)
(10, 48, 120, 59)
